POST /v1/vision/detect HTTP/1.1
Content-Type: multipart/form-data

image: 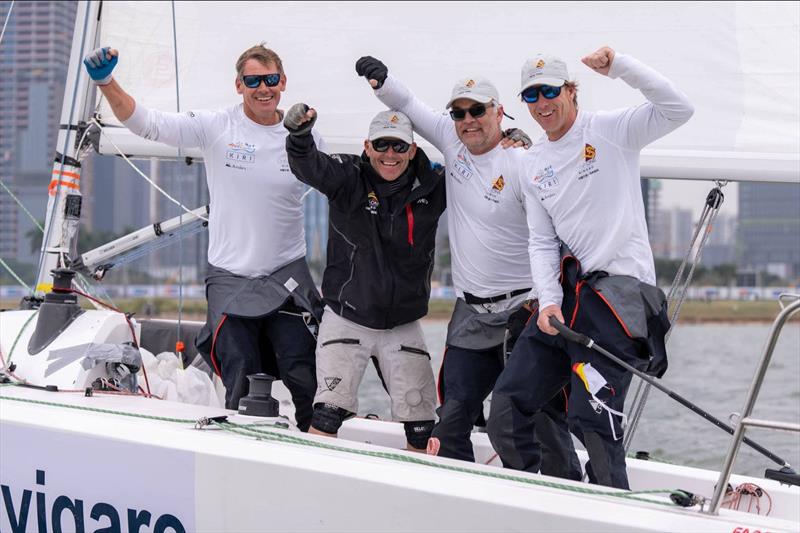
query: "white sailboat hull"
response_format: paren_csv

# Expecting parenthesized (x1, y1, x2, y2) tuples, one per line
(2, 382, 797, 533)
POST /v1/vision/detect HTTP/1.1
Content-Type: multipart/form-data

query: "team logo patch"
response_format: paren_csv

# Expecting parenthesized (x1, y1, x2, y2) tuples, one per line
(325, 377, 342, 391)
(366, 191, 379, 215)
(584, 144, 596, 162)
(536, 59, 545, 69)
(533, 165, 559, 191)
(492, 175, 505, 191)
(465, 79, 475, 88)
(390, 114, 399, 123)
(225, 140, 256, 167)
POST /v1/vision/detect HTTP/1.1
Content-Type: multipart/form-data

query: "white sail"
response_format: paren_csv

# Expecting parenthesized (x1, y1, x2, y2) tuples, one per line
(93, 1, 800, 182)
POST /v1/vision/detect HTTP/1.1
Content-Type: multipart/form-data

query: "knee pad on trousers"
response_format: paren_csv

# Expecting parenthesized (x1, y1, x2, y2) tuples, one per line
(404, 420, 435, 449)
(310, 402, 354, 434)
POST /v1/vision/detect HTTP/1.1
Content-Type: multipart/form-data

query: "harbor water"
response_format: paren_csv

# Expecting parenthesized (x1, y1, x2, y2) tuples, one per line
(357, 320, 800, 477)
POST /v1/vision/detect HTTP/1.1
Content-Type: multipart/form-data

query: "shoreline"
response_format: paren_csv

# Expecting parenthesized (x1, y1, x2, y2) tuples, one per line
(4, 298, 796, 324)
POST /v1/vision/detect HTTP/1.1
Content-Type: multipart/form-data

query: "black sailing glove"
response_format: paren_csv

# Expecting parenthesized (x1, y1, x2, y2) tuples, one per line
(503, 128, 532, 149)
(283, 103, 317, 136)
(355, 56, 388, 89)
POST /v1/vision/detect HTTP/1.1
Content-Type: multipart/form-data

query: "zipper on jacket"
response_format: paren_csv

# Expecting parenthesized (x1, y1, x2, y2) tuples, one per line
(331, 221, 358, 311)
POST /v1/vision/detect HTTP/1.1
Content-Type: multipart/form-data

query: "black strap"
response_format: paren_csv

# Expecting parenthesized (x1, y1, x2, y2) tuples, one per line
(463, 288, 529, 305)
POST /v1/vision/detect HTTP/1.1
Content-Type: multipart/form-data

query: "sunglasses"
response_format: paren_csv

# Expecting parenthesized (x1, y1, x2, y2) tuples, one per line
(241, 73, 281, 88)
(521, 85, 562, 103)
(371, 138, 411, 153)
(449, 103, 492, 121)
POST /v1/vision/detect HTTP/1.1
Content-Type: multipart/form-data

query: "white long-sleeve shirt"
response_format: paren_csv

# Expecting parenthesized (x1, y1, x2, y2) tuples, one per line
(522, 53, 694, 308)
(124, 103, 324, 278)
(375, 76, 533, 298)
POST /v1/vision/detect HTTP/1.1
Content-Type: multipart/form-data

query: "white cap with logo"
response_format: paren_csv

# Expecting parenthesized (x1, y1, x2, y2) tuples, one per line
(445, 77, 500, 109)
(368, 110, 414, 144)
(520, 54, 570, 93)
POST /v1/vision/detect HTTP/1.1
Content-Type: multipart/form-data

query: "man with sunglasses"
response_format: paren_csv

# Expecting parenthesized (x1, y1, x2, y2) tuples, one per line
(487, 47, 693, 489)
(83, 45, 324, 430)
(355, 57, 580, 480)
(282, 106, 445, 451)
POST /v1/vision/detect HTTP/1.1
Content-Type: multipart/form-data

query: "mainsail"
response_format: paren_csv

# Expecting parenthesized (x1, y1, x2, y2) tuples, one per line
(92, 1, 800, 182)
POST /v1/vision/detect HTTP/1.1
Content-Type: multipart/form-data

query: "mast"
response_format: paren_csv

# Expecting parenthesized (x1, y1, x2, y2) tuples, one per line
(33, 0, 100, 295)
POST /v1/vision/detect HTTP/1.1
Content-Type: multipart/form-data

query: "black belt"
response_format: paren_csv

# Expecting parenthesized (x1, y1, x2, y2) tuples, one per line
(463, 288, 530, 305)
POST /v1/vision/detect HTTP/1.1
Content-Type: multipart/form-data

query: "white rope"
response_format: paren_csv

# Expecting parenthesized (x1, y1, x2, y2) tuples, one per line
(90, 118, 208, 222)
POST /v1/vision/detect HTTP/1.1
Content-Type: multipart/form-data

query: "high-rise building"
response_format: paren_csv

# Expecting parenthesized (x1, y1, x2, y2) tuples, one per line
(0, 1, 77, 266)
(738, 182, 800, 281)
(303, 188, 328, 283)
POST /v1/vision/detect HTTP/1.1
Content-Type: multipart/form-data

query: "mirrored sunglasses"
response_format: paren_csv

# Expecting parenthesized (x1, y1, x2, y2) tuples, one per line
(241, 73, 281, 88)
(521, 85, 562, 103)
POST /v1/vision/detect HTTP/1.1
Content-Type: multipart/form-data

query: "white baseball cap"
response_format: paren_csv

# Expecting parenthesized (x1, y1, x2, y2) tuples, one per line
(520, 54, 570, 93)
(368, 110, 414, 144)
(445, 77, 500, 109)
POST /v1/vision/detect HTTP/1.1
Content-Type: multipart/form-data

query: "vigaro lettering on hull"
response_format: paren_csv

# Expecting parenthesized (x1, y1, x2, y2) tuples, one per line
(1, 469, 186, 533)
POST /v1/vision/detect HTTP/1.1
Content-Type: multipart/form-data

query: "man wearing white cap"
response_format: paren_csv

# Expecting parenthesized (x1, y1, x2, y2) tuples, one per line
(487, 47, 693, 488)
(355, 57, 581, 480)
(283, 105, 446, 451)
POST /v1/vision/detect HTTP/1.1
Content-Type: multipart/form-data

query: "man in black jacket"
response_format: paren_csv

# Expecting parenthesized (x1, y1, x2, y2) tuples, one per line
(284, 105, 446, 451)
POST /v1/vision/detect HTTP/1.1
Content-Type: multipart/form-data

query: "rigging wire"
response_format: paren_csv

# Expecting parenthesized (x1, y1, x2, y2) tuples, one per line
(89, 119, 208, 223)
(0, 178, 43, 232)
(0, 0, 13, 46)
(623, 181, 728, 452)
(171, 0, 185, 368)
(0, 256, 32, 292)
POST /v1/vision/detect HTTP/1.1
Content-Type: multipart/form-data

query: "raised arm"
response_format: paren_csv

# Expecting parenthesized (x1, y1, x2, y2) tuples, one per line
(284, 104, 361, 199)
(583, 47, 695, 150)
(355, 56, 457, 152)
(84, 46, 207, 149)
(83, 47, 135, 121)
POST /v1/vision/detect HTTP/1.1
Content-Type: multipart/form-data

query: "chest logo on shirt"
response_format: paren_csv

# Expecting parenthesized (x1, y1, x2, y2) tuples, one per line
(482, 174, 505, 204)
(492, 175, 505, 191)
(534, 165, 559, 192)
(225, 141, 256, 169)
(578, 143, 599, 180)
(366, 191, 379, 215)
(450, 148, 474, 183)
(278, 153, 291, 172)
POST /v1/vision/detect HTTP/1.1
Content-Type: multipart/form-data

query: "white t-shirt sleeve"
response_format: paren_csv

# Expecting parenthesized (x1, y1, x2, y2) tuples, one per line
(593, 53, 695, 151)
(374, 75, 458, 152)
(123, 103, 210, 149)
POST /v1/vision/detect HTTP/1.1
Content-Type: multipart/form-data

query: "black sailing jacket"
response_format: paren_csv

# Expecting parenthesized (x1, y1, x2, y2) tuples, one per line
(286, 133, 446, 329)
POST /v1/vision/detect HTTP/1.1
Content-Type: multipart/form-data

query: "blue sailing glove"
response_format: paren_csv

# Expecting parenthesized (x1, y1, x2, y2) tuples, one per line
(83, 47, 118, 85)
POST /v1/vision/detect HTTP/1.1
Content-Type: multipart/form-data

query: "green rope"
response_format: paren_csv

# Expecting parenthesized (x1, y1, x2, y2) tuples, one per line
(0, 388, 683, 508)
